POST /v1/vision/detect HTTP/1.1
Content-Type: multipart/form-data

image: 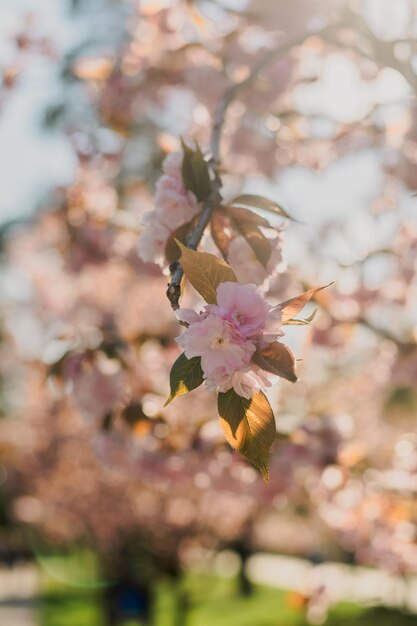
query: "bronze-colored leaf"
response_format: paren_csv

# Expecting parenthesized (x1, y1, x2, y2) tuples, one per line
(284, 307, 318, 326)
(226, 205, 271, 228)
(217, 389, 276, 481)
(233, 220, 271, 268)
(177, 241, 237, 304)
(181, 139, 211, 203)
(165, 352, 204, 406)
(231, 193, 297, 222)
(165, 220, 194, 264)
(210, 210, 231, 259)
(280, 284, 333, 323)
(252, 342, 297, 383)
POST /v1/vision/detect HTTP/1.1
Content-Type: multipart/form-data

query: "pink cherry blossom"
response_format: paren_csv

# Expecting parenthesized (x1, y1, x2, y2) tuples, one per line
(213, 282, 270, 338)
(176, 282, 284, 398)
(215, 368, 272, 398)
(154, 174, 199, 230)
(162, 151, 183, 176)
(177, 313, 255, 375)
(138, 150, 200, 267)
(137, 212, 171, 265)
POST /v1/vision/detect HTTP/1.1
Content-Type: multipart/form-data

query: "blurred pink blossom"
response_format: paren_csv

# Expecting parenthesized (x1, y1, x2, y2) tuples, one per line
(176, 282, 283, 398)
(138, 150, 200, 267)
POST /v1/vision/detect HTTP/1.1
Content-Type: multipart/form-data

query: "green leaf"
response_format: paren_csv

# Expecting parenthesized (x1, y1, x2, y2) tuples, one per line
(217, 389, 276, 481)
(177, 241, 237, 304)
(231, 194, 297, 222)
(280, 284, 333, 323)
(165, 353, 204, 406)
(252, 342, 298, 383)
(181, 139, 211, 203)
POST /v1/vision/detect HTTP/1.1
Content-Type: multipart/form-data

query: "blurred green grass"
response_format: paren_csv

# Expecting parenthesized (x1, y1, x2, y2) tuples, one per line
(40, 571, 417, 626)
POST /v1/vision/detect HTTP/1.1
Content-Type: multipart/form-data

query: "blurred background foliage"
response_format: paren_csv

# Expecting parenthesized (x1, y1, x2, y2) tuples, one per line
(1, 0, 417, 624)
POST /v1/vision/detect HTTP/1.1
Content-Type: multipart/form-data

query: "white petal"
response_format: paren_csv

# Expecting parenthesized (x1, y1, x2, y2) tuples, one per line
(175, 308, 200, 324)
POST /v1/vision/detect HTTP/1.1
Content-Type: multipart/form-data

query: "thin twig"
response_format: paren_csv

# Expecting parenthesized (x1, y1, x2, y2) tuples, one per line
(313, 291, 416, 353)
(328, 7, 417, 96)
(356, 316, 416, 354)
(166, 186, 222, 310)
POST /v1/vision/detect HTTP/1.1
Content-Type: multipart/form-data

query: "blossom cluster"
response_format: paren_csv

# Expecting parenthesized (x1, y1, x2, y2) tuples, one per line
(138, 150, 200, 267)
(176, 281, 283, 398)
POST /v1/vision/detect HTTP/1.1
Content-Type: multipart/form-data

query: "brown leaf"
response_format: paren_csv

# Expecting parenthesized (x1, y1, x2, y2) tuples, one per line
(252, 343, 297, 383)
(210, 210, 231, 259)
(233, 220, 272, 268)
(217, 389, 276, 481)
(231, 194, 297, 222)
(280, 284, 333, 323)
(226, 205, 271, 228)
(284, 307, 318, 326)
(165, 220, 194, 264)
(177, 241, 237, 304)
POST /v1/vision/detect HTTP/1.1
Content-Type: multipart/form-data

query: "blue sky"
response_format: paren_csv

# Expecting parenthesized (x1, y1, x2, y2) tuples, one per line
(0, 0, 79, 224)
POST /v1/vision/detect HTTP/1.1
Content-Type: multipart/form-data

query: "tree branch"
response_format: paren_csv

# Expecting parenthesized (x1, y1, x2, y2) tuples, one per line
(332, 7, 417, 97)
(166, 23, 335, 311)
(356, 316, 416, 355)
